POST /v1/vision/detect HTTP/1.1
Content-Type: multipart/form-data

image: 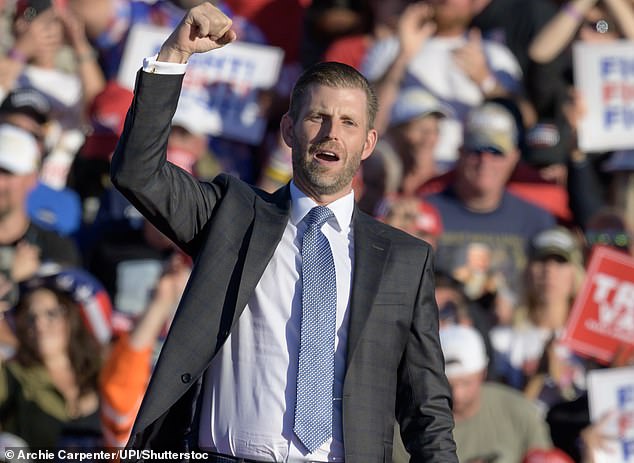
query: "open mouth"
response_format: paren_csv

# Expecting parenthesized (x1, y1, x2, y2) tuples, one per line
(315, 150, 340, 162)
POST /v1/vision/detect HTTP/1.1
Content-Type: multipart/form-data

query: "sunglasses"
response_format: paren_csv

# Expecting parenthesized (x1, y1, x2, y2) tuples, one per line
(465, 146, 505, 156)
(585, 230, 631, 249)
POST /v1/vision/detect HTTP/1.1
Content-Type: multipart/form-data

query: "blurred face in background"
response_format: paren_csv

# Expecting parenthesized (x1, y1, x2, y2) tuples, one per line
(393, 115, 441, 177)
(527, 255, 577, 307)
(25, 288, 70, 359)
(448, 370, 485, 421)
(426, 0, 473, 33)
(14, 6, 64, 65)
(457, 148, 519, 199)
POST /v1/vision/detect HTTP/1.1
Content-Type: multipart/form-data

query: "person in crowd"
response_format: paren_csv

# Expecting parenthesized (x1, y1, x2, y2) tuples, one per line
(1, 0, 105, 111)
(0, 280, 103, 448)
(358, 87, 449, 215)
(489, 227, 587, 400)
(0, 115, 80, 292)
(363, 0, 523, 166)
(424, 102, 555, 309)
(395, 324, 553, 463)
(110, 3, 457, 461)
(441, 324, 553, 463)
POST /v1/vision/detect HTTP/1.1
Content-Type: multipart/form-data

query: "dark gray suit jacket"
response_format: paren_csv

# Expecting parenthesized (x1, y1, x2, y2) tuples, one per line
(110, 71, 457, 463)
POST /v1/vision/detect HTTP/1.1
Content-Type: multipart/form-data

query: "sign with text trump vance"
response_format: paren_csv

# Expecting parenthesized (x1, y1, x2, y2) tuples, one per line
(587, 367, 634, 463)
(561, 246, 634, 364)
(117, 23, 284, 145)
(573, 41, 634, 152)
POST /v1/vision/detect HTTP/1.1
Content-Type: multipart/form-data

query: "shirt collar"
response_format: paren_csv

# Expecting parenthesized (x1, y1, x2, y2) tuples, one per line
(289, 181, 354, 233)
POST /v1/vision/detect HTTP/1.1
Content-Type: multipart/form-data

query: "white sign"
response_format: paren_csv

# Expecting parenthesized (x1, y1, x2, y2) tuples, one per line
(587, 366, 634, 463)
(117, 23, 284, 145)
(573, 41, 634, 152)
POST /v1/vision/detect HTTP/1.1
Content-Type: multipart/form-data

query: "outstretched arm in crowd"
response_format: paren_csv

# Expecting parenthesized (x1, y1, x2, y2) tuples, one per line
(371, 2, 435, 135)
(57, 6, 106, 109)
(529, 0, 634, 64)
(68, 0, 116, 42)
(100, 254, 190, 447)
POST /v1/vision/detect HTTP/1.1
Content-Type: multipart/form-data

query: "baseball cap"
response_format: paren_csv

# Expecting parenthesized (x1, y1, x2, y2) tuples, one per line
(172, 97, 214, 136)
(0, 124, 40, 174)
(81, 81, 134, 160)
(439, 325, 488, 378)
(15, 0, 53, 20)
(389, 88, 451, 127)
(26, 182, 81, 235)
(529, 227, 581, 264)
(522, 448, 574, 463)
(523, 120, 570, 167)
(463, 102, 517, 154)
(0, 88, 50, 125)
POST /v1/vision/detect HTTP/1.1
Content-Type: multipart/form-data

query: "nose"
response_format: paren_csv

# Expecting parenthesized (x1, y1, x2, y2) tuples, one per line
(319, 118, 340, 141)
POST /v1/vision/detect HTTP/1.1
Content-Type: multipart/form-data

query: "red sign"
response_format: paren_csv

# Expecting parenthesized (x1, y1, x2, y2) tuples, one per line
(562, 246, 634, 364)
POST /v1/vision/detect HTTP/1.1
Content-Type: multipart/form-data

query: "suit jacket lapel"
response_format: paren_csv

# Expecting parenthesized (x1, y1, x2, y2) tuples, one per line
(346, 208, 391, 365)
(233, 184, 291, 324)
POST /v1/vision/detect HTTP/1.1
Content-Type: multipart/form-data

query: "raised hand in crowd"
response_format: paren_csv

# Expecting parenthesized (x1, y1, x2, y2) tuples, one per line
(452, 28, 504, 98)
(373, 1, 436, 134)
(57, 6, 105, 105)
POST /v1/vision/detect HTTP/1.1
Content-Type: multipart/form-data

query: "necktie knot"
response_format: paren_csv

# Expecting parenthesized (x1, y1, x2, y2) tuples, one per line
(305, 206, 334, 230)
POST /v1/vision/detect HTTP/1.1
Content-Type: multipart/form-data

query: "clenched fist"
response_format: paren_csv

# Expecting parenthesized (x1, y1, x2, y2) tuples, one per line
(157, 2, 237, 64)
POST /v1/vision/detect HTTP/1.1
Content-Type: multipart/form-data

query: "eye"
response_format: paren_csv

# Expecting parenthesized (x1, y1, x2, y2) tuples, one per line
(307, 114, 323, 122)
(342, 119, 357, 127)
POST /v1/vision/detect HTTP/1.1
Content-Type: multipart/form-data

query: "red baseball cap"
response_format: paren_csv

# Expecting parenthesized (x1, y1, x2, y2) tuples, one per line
(80, 81, 133, 160)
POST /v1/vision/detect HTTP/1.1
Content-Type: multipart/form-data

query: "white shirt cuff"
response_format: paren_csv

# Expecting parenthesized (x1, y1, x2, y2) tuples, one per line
(142, 54, 187, 75)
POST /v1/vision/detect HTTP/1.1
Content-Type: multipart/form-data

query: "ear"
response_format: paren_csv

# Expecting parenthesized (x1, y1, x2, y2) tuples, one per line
(361, 128, 378, 161)
(280, 113, 294, 149)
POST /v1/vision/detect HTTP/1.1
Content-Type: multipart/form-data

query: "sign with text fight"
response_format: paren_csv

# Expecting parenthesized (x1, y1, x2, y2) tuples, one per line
(562, 245, 634, 364)
(573, 41, 634, 152)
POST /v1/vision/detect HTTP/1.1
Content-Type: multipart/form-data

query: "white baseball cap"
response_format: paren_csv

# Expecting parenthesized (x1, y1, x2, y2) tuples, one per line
(0, 124, 40, 175)
(439, 325, 488, 378)
(389, 88, 452, 127)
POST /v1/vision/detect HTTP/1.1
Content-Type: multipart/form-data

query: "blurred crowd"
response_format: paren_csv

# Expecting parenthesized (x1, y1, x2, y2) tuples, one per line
(0, 0, 633, 462)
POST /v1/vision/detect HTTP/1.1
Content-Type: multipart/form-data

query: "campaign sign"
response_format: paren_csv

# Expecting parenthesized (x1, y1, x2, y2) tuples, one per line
(117, 23, 284, 145)
(561, 246, 634, 364)
(587, 367, 634, 463)
(573, 41, 634, 152)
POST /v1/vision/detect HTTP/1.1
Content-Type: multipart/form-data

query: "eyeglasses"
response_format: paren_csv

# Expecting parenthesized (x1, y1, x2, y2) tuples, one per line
(585, 230, 631, 249)
(27, 306, 65, 325)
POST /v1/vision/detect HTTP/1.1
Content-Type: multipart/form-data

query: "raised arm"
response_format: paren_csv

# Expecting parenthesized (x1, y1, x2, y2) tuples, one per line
(529, 0, 598, 63)
(110, 3, 237, 253)
(372, 2, 435, 135)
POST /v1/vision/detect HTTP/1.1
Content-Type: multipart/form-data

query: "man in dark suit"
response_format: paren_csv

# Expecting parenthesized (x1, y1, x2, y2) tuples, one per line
(110, 3, 457, 462)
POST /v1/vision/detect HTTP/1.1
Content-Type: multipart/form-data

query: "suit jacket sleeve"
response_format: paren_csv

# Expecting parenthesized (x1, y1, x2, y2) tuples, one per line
(397, 247, 458, 462)
(110, 70, 223, 255)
